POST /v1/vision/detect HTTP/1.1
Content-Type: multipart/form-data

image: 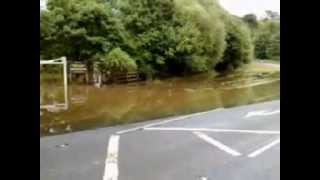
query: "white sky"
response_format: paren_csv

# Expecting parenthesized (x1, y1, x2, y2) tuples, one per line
(40, 0, 280, 18)
(219, 0, 280, 18)
(40, 0, 46, 10)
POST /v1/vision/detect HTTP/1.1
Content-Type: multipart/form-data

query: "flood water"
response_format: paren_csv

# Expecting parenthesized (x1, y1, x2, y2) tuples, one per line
(40, 69, 280, 137)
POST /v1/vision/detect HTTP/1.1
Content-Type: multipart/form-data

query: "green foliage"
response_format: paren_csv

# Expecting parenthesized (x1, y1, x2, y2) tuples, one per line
(242, 14, 258, 28)
(41, 0, 256, 78)
(216, 17, 253, 71)
(174, 0, 227, 73)
(97, 48, 137, 74)
(114, 0, 177, 77)
(254, 20, 280, 60)
(40, 0, 126, 62)
(241, 13, 280, 61)
(114, 0, 228, 76)
(242, 14, 258, 39)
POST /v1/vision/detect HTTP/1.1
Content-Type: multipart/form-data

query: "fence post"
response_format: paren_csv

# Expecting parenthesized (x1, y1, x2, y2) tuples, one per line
(62, 57, 69, 109)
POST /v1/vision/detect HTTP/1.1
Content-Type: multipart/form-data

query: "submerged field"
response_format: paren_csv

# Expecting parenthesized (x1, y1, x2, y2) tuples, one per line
(40, 62, 280, 136)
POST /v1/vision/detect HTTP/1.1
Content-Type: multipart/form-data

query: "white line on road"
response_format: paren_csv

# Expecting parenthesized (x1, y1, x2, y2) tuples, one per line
(199, 176, 208, 180)
(144, 127, 280, 135)
(116, 126, 143, 135)
(245, 109, 280, 118)
(103, 135, 120, 180)
(116, 115, 191, 135)
(248, 138, 280, 158)
(116, 108, 224, 135)
(193, 131, 242, 156)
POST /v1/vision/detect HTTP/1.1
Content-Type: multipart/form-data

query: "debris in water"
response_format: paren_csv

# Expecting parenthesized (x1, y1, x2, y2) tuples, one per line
(65, 125, 72, 131)
(49, 128, 56, 134)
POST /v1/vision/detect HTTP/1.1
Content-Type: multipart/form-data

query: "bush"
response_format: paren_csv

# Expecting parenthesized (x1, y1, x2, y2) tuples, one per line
(98, 48, 137, 74)
(174, 0, 226, 74)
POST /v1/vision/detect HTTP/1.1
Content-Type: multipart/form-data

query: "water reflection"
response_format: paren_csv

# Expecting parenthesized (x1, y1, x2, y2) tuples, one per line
(40, 71, 280, 136)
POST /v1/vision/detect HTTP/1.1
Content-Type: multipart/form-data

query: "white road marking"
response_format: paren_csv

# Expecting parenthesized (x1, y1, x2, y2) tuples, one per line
(142, 113, 198, 128)
(199, 176, 208, 180)
(116, 115, 191, 135)
(193, 131, 242, 156)
(248, 138, 280, 158)
(103, 135, 120, 180)
(245, 109, 280, 118)
(116, 108, 224, 135)
(116, 127, 143, 135)
(144, 127, 280, 135)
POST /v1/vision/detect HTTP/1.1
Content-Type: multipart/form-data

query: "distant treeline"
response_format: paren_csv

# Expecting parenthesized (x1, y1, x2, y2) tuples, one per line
(40, 0, 278, 78)
(242, 12, 280, 61)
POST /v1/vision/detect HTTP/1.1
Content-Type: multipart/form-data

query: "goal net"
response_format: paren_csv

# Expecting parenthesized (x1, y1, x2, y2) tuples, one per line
(40, 57, 68, 111)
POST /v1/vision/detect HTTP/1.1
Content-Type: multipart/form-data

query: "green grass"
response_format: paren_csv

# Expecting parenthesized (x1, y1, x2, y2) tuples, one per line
(244, 63, 279, 73)
(255, 59, 280, 64)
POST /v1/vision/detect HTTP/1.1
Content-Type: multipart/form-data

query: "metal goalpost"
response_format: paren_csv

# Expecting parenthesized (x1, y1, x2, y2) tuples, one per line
(40, 57, 69, 110)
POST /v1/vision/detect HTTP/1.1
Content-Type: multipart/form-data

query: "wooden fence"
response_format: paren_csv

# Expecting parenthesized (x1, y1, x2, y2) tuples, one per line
(113, 72, 141, 84)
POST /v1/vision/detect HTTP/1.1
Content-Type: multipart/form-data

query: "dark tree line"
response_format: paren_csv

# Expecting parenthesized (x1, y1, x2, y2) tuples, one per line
(41, 0, 255, 78)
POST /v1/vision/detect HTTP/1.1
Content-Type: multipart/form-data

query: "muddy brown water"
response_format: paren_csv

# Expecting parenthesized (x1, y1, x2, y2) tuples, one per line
(40, 71, 280, 137)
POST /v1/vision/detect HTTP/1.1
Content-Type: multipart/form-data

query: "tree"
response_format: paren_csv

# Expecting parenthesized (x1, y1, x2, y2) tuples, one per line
(40, 0, 126, 64)
(118, 0, 228, 76)
(254, 20, 280, 60)
(216, 16, 253, 71)
(116, 0, 178, 76)
(242, 14, 258, 40)
(242, 14, 258, 29)
(41, 0, 255, 78)
(173, 0, 227, 74)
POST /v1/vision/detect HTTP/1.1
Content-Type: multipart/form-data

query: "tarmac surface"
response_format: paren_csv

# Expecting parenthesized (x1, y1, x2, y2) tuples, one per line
(40, 100, 280, 180)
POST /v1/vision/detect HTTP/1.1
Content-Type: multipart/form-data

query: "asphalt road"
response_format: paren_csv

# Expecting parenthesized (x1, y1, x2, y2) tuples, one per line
(40, 100, 280, 180)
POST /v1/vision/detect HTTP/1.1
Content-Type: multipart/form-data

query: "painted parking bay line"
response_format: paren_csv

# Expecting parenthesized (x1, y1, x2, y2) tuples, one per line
(145, 127, 280, 135)
(193, 131, 242, 156)
(116, 108, 224, 135)
(103, 135, 120, 180)
(248, 138, 280, 158)
(245, 109, 280, 118)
